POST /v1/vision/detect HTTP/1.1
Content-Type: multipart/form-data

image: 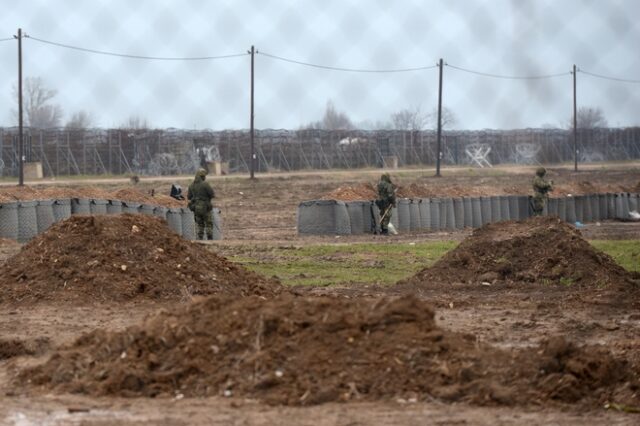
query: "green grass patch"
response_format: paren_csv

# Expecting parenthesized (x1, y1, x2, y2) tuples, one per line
(590, 240, 640, 273)
(224, 241, 457, 287)
(220, 239, 640, 287)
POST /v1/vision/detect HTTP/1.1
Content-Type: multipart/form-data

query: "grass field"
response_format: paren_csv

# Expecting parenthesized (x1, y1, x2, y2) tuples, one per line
(222, 240, 640, 287)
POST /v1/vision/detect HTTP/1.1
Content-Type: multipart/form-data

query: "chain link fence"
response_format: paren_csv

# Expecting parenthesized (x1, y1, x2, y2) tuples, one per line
(1, 0, 639, 178)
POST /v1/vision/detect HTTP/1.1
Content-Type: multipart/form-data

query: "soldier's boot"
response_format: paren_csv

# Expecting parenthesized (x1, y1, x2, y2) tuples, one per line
(207, 233, 213, 240)
(381, 228, 389, 235)
(197, 232, 204, 240)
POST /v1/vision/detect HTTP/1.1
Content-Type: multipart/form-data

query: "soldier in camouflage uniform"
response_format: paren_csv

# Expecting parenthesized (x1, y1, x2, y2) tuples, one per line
(532, 166, 553, 216)
(376, 173, 396, 235)
(187, 168, 215, 240)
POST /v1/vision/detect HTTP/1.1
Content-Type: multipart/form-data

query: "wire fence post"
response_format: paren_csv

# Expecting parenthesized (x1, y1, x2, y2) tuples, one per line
(573, 64, 578, 172)
(435, 58, 443, 177)
(16, 28, 24, 185)
(249, 45, 255, 179)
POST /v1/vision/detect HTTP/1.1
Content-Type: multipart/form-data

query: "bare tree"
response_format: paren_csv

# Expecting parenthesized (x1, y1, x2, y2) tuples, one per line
(305, 100, 353, 130)
(427, 106, 457, 129)
(391, 106, 427, 130)
(570, 106, 608, 129)
(12, 77, 63, 128)
(65, 110, 93, 129)
(121, 115, 151, 130)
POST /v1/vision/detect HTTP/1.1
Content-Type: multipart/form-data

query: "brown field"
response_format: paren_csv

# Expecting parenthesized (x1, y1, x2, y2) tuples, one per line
(1, 163, 640, 425)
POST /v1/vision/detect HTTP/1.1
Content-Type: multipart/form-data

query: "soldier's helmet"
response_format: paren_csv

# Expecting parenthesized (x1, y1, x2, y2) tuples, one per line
(196, 168, 208, 178)
(535, 167, 546, 177)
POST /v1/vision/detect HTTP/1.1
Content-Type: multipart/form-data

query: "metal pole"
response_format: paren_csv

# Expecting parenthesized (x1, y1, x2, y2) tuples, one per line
(573, 64, 578, 172)
(250, 45, 255, 179)
(17, 28, 24, 185)
(435, 58, 443, 177)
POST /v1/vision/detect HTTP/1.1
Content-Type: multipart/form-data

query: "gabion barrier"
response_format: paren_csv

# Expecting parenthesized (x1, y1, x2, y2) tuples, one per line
(462, 197, 473, 228)
(429, 198, 441, 230)
(346, 201, 367, 235)
(122, 201, 141, 215)
(418, 199, 430, 230)
(36, 200, 56, 234)
(107, 200, 123, 214)
(453, 197, 464, 230)
(180, 208, 196, 241)
(443, 198, 456, 230)
(17, 200, 38, 243)
(409, 200, 421, 232)
(3, 197, 218, 242)
(139, 204, 155, 216)
(396, 199, 411, 233)
(297, 200, 351, 235)
(296, 193, 640, 235)
(71, 198, 91, 215)
(53, 199, 72, 222)
(90, 199, 108, 215)
(154, 206, 168, 220)
(630, 193, 639, 212)
(212, 208, 223, 240)
(490, 196, 502, 223)
(166, 207, 183, 235)
(0, 202, 19, 240)
(480, 197, 492, 225)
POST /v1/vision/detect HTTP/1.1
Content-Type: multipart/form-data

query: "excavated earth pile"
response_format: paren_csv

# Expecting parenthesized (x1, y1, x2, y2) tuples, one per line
(0, 214, 280, 304)
(397, 216, 639, 291)
(19, 294, 639, 408)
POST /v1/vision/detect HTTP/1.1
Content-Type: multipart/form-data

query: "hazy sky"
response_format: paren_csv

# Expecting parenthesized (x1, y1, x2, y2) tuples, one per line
(1, 0, 639, 130)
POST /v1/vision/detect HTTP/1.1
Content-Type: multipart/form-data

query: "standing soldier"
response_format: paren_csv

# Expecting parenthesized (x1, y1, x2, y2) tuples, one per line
(187, 168, 215, 240)
(376, 173, 397, 235)
(532, 167, 553, 216)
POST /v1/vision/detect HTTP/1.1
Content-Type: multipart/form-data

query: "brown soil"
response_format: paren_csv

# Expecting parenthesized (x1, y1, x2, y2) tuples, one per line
(397, 216, 639, 292)
(0, 185, 184, 208)
(19, 294, 638, 409)
(0, 214, 280, 304)
(111, 188, 185, 208)
(322, 181, 639, 201)
(0, 337, 50, 360)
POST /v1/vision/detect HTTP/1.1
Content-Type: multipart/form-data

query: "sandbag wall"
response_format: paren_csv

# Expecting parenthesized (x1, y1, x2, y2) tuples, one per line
(0, 198, 223, 242)
(297, 193, 640, 235)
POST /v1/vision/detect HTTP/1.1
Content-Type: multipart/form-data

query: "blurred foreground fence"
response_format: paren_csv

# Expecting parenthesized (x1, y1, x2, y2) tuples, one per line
(1, 126, 639, 177)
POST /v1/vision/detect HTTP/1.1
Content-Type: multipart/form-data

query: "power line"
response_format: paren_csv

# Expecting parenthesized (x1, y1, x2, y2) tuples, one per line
(578, 68, 640, 84)
(0, 37, 14, 42)
(25, 35, 249, 61)
(258, 51, 439, 73)
(446, 63, 570, 80)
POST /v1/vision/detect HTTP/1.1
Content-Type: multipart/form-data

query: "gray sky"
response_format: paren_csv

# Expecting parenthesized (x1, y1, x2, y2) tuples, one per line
(1, 0, 639, 130)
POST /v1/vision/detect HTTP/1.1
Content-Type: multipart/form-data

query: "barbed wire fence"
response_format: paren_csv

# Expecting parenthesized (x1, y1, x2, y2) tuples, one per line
(1, 12, 639, 180)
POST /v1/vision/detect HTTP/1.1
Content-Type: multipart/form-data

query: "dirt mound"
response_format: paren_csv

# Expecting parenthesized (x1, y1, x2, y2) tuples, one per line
(321, 183, 377, 201)
(0, 185, 184, 208)
(111, 188, 184, 208)
(0, 337, 49, 360)
(0, 214, 280, 304)
(397, 216, 636, 289)
(20, 294, 638, 407)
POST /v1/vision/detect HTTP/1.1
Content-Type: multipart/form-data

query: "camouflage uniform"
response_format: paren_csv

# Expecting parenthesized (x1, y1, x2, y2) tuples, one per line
(376, 173, 396, 234)
(187, 168, 215, 240)
(532, 167, 552, 216)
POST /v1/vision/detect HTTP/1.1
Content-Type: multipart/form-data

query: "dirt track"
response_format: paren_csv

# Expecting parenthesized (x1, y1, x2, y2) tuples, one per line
(1, 165, 640, 425)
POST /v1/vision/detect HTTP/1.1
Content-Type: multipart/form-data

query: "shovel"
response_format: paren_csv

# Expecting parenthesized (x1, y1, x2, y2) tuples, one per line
(379, 205, 398, 235)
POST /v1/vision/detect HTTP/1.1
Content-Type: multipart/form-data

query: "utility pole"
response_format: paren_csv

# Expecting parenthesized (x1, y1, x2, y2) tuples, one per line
(435, 58, 443, 177)
(16, 28, 24, 186)
(572, 64, 578, 172)
(249, 45, 255, 179)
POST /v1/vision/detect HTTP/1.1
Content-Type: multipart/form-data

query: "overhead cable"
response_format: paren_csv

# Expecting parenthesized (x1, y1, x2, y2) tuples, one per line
(258, 51, 439, 73)
(578, 68, 640, 84)
(25, 35, 249, 61)
(446, 63, 570, 80)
